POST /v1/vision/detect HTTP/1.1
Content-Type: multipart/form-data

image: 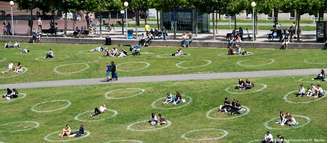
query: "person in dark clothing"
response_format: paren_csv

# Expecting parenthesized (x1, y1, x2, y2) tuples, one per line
(313, 69, 326, 81)
(105, 63, 111, 81)
(110, 61, 118, 80)
(69, 124, 85, 137)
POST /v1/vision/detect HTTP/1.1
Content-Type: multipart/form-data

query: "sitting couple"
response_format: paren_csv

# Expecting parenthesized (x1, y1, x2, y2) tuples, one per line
(91, 104, 107, 117)
(276, 111, 297, 126)
(262, 131, 285, 143)
(171, 48, 186, 57)
(2, 88, 19, 100)
(2, 62, 24, 74)
(59, 124, 85, 138)
(297, 84, 325, 97)
(227, 45, 249, 56)
(129, 43, 142, 56)
(218, 97, 243, 115)
(89, 46, 107, 53)
(103, 48, 128, 58)
(148, 113, 167, 126)
(235, 79, 254, 90)
(4, 41, 20, 48)
(313, 69, 325, 81)
(180, 32, 192, 48)
(163, 91, 185, 105)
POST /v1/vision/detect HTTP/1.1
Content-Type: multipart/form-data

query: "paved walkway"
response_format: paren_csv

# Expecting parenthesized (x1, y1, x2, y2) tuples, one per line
(0, 68, 320, 89)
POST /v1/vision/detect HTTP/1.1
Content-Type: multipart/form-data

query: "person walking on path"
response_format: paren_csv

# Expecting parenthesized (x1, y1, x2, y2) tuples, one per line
(105, 63, 111, 82)
(111, 61, 118, 81)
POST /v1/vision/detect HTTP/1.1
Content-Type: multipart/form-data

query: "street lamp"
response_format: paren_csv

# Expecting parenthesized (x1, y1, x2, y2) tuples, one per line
(9, 1, 14, 36)
(251, 1, 256, 42)
(120, 10, 125, 35)
(124, 1, 129, 40)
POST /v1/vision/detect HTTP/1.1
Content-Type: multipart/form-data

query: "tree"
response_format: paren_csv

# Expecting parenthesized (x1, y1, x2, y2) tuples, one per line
(130, 0, 153, 26)
(225, 0, 248, 30)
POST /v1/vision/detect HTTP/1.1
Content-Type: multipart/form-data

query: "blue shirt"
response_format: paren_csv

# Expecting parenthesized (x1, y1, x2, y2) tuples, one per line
(106, 64, 111, 72)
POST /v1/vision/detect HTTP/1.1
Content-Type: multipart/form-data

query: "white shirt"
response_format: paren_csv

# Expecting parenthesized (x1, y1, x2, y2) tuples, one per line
(264, 133, 273, 142)
(99, 106, 107, 112)
(38, 19, 42, 26)
(299, 87, 305, 93)
(8, 63, 14, 70)
(48, 50, 54, 56)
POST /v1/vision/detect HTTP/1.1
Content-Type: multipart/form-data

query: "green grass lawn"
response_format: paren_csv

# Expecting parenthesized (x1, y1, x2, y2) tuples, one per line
(0, 76, 326, 142)
(0, 43, 326, 84)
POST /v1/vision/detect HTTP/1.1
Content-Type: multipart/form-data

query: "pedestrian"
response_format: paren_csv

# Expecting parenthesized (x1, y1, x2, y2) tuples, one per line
(2, 22, 7, 35)
(111, 61, 118, 80)
(37, 17, 42, 32)
(6, 22, 11, 35)
(105, 63, 111, 81)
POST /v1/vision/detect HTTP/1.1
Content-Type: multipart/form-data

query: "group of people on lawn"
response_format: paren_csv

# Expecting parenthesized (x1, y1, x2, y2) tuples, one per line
(236, 79, 254, 90)
(297, 69, 326, 97)
(2, 88, 20, 100)
(162, 91, 186, 105)
(226, 34, 249, 56)
(218, 97, 243, 114)
(262, 131, 285, 143)
(2, 62, 24, 74)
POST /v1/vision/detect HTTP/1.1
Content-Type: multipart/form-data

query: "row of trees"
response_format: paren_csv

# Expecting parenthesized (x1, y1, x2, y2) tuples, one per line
(10, 0, 326, 37)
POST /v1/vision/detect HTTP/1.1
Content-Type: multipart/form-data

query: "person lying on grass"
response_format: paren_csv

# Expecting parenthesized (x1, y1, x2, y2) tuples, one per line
(262, 131, 273, 143)
(68, 124, 85, 137)
(313, 69, 326, 81)
(4, 41, 20, 48)
(2, 88, 19, 100)
(45, 49, 54, 59)
(305, 84, 325, 97)
(148, 113, 167, 126)
(171, 48, 186, 57)
(20, 48, 30, 54)
(59, 124, 71, 138)
(235, 79, 254, 90)
(163, 91, 186, 105)
(275, 134, 285, 143)
(118, 49, 128, 58)
(277, 111, 298, 126)
(89, 46, 106, 53)
(218, 97, 244, 115)
(91, 104, 107, 117)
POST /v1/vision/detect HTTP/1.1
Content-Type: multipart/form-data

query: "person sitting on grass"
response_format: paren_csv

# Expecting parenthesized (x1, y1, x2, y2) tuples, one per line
(244, 79, 254, 89)
(118, 49, 128, 58)
(277, 112, 298, 126)
(158, 113, 167, 125)
(180, 32, 192, 48)
(14, 62, 24, 73)
(162, 91, 186, 105)
(4, 41, 20, 48)
(275, 135, 285, 143)
(130, 43, 142, 56)
(1, 62, 14, 74)
(59, 124, 71, 138)
(90, 46, 106, 53)
(313, 69, 326, 81)
(296, 84, 306, 97)
(262, 131, 273, 143)
(218, 98, 244, 114)
(2, 88, 19, 100)
(110, 48, 119, 57)
(235, 79, 254, 90)
(235, 79, 245, 90)
(91, 104, 107, 117)
(69, 124, 85, 137)
(305, 84, 325, 97)
(45, 49, 54, 59)
(149, 113, 158, 126)
(171, 48, 185, 56)
(163, 93, 174, 104)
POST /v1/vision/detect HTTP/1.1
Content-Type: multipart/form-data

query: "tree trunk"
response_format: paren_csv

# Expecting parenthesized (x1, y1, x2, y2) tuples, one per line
(64, 12, 67, 36)
(297, 12, 300, 41)
(215, 11, 218, 34)
(234, 15, 237, 30)
(212, 12, 215, 40)
(195, 10, 198, 37)
(173, 10, 177, 39)
(99, 15, 102, 37)
(136, 10, 140, 26)
(156, 10, 159, 29)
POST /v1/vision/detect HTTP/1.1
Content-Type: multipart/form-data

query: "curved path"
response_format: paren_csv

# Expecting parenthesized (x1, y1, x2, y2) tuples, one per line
(0, 68, 320, 89)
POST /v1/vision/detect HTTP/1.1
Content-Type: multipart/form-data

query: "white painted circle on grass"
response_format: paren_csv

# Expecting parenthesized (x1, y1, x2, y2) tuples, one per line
(31, 100, 71, 113)
(0, 67, 28, 79)
(54, 63, 90, 75)
(127, 120, 172, 132)
(206, 106, 250, 120)
(0, 57, 7, 63)
(105, 139, 144, 143)
(142, 52, 155, 55)
(74, 109, 118, 122)
(236, 58, 275, 67)
(0, 121, 39, 133)
(35, 55, 70, 62)
(263, 115, 311, 130)
(297, 78, 324, 83)
(304, 59, 325, 65)
(218, 51, 254, 57)
(224, 83, 267, 95)
(283, 90, 326, 104)
(44, 130, 90, 142)
(105, 88, 145, 100)
(0, 93, 26, 103)
(176, 59, 212, 69)
(156, 53, 191, 58)
(151, 96, 192, 110)
(181, 128, 229, 141)
(117, 62, 150, 72)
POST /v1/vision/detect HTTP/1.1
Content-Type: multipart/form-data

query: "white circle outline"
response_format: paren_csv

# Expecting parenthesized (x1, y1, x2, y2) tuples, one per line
(151, 96, 192, 110)
(297, 78, 325, 83)
(105, 88, 145, 100)
(31, 100, 72, 113)
(156, 53, 191, 58)
(74, 109, 118, 122)
(304, 59, 325, 65)
(105, 139, 144, 143)
(117, 61, 150, 72)
(44, 130, 90, 142)
(127, 120, 172, 132)
(0, 121, 39, 133)
(0, 57, 7, 63)
(206, 106, 250, 120)
(176, 59, 212, 69)
(283, 90, 326, 104)
(181, 128, 229, 141)
(0, 93, 27, 103)
(263, 115, 311, 130)
(224, 83, 267, 95)
(0, 67, 28, 79)
(54, 63, 90, 75)
(217, 51, 254, 57)
(236, 58, 275, 67)
(35, 55, 70, 62)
